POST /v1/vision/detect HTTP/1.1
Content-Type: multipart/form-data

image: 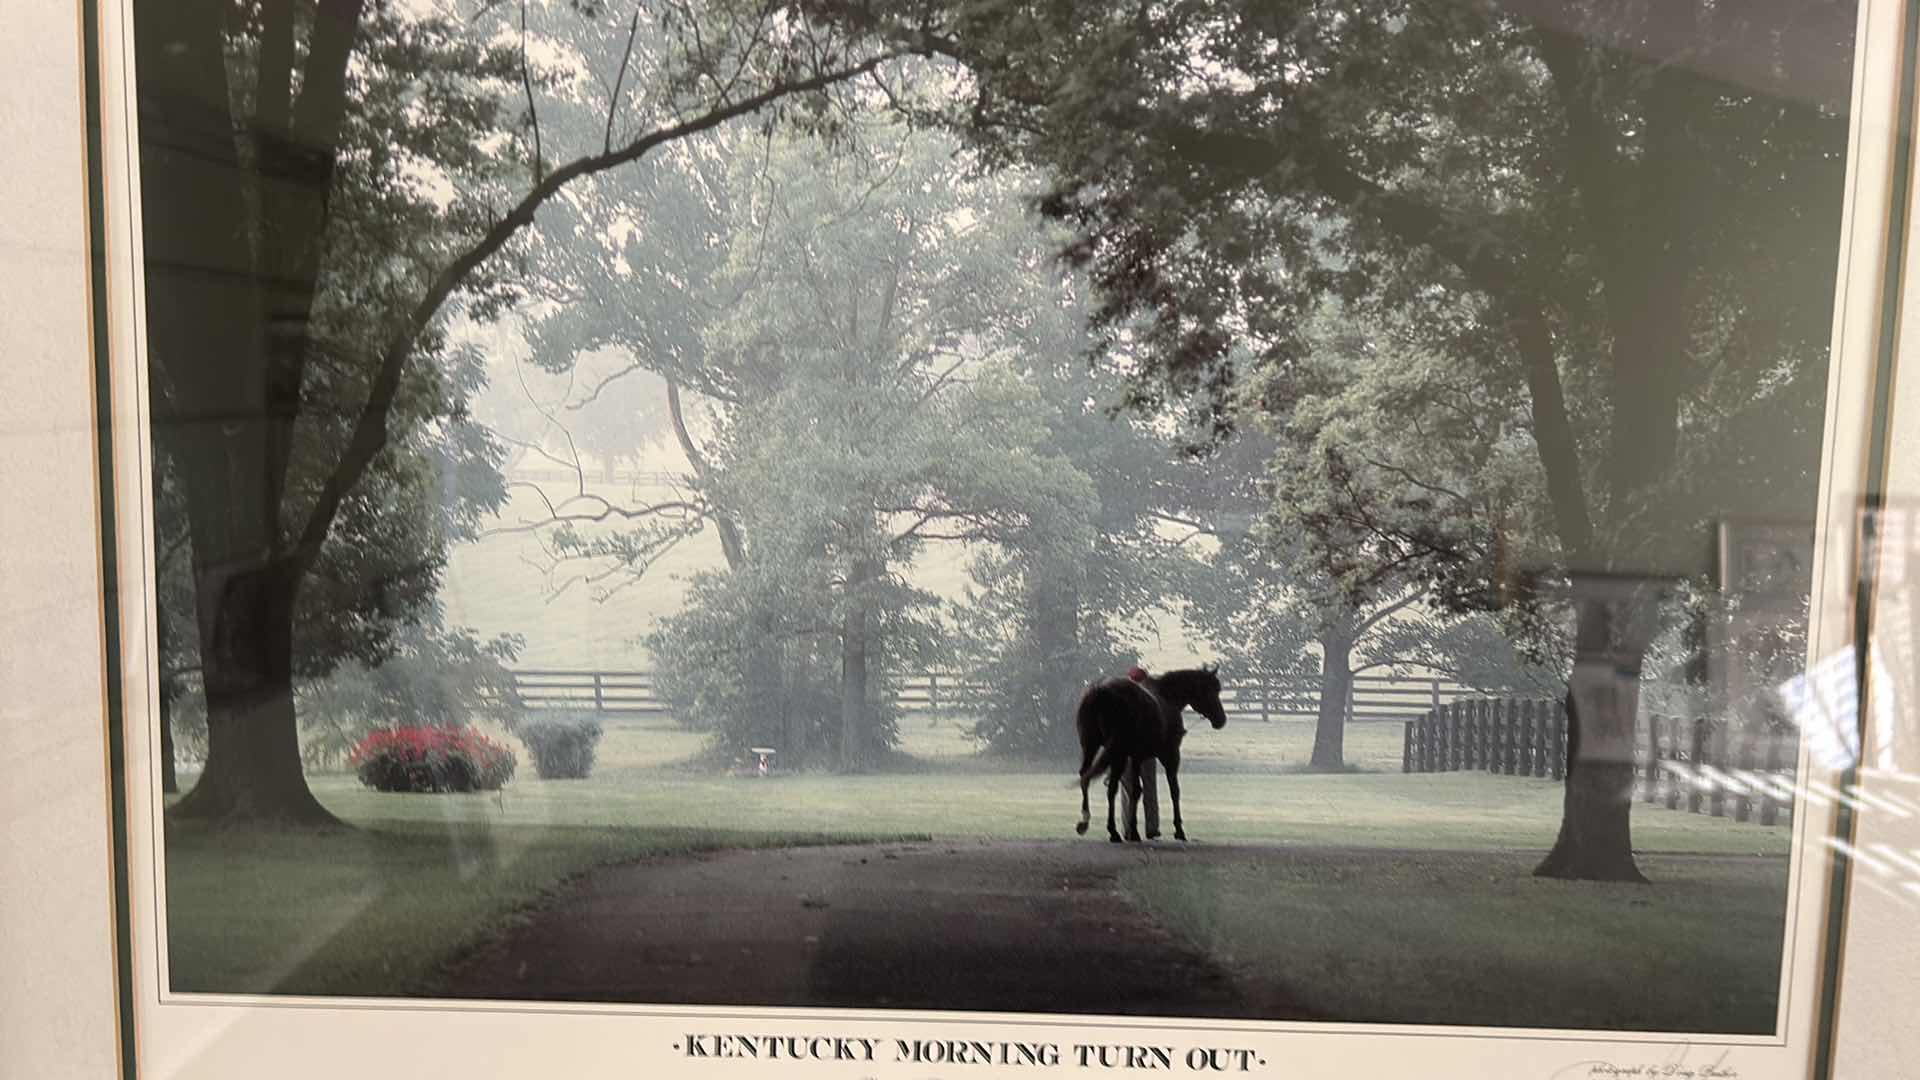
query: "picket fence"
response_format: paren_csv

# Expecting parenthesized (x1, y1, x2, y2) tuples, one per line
(1400, 697, 1797, 826)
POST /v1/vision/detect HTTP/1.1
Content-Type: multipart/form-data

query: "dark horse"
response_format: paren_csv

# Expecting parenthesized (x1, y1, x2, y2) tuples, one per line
(1074, 665, 1228, 843)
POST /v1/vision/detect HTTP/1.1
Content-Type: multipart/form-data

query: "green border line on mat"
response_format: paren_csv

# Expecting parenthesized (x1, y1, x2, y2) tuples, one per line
(79, 0, 139, 1076)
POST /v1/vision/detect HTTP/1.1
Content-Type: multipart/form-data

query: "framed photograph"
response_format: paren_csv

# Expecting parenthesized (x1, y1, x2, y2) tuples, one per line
(17, 0, 1916, 1076)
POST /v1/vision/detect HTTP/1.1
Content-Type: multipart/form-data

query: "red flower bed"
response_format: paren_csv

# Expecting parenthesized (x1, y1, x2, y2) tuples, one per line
(349, 726, 516, 793)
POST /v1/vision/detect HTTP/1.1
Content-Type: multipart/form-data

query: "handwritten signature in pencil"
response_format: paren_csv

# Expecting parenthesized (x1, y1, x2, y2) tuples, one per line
(1552, 1043, 1739, 1080)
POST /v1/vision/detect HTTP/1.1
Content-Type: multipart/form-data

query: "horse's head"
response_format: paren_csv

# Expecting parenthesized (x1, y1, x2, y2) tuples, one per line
(1189, 663, 1228, 729)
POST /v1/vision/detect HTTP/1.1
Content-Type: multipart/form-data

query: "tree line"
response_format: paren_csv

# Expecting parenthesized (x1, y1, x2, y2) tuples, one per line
(140, 0, 1848, 884)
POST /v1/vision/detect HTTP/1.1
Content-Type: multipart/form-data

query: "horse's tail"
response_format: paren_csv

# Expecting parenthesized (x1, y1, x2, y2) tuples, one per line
(1078, 743, 1110, 786)
(1074, 742, 1110, 833)
(1069, 683, 1097, 788)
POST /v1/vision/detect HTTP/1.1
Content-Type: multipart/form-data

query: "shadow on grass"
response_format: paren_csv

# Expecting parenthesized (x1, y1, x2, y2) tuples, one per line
(1120, 848, 1789, 1033)
(163, 819, 924, 998)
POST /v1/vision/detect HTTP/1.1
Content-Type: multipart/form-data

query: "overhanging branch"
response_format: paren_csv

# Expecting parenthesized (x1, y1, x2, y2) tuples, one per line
(292, 44, 919, 581)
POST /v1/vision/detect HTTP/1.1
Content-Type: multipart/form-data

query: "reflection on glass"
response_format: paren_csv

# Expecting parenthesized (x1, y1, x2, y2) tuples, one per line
(131, 0, 1868, 1037)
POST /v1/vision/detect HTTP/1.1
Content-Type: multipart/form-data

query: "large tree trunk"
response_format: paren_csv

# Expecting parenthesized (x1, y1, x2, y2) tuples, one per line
(158, 704, 180, 795)
(1310, 629, 1352, 771)
(155, 608, 181, 795)
(137, 0, 358, 827)
(1534, 583, 1653, 882)
(170, 561, 337, 825)
(746, 620, 788, 761)
(839, 563, 872, 771)
(174, 689, 331, 824)
(770, 639, 803, 767)
(673, 380, 788, 761)
(1031, 578, 1083, 754)
(158, 680, 180, 796)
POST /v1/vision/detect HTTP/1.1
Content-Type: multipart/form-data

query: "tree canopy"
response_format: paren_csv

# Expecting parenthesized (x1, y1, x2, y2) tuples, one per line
(138, 0, 1854, 884)
(808, 0, 1853, 878)
(139, 0, 947, 821)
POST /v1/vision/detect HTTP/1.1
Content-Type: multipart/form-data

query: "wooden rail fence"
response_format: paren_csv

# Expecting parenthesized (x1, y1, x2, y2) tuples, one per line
(1400, 698, 1796, 826)
(509, 669, 1494, 723)
(513, 670, 667, 713)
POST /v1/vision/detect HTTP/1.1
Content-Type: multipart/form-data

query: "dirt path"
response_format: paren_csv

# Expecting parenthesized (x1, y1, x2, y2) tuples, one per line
(433, 839, 1319, 1018)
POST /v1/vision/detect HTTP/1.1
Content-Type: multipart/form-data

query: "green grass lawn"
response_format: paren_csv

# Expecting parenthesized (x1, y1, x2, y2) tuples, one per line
(892, 712, 1416, 772)
(1120, 849, 1788, 1033)
(288, 769, 1784, 853)
(271, 713, 1785, 856)
(164, 710, 1794, 1016)
(164, 821, 914, 996)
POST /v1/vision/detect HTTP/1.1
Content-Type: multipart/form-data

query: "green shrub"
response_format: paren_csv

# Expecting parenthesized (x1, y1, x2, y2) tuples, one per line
(516, 712, 605, 779)
(646, 567, 908, 769)
(297, 624, 525, 771)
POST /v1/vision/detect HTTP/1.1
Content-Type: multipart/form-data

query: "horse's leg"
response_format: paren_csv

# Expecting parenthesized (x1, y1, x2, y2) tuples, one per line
(1121, 761, 1144, 842)
(1139, 757, 1161, 839)
(1105, 761, 1124, 843)
(1077, 774, 1091, 836)
(1165, 754, 1187, 842)
(1075, 742, 1103, 835)
(1117, 761, 1134, 833)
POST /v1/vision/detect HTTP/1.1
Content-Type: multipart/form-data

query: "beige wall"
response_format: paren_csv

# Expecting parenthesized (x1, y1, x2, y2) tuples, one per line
(0, 3, 122, 1079)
